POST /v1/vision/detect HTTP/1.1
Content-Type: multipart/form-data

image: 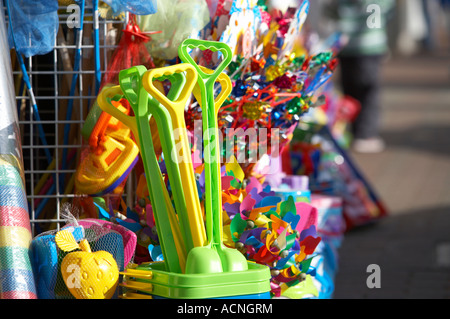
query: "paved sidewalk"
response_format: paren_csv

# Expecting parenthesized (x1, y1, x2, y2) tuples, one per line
(333, 52, 450, 299)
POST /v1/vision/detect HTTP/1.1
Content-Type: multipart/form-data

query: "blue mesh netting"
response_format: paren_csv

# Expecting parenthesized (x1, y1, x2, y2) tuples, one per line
(101, 0, 158, 16)
(7, 0, 158, 57)
(6, 0, 59, 57)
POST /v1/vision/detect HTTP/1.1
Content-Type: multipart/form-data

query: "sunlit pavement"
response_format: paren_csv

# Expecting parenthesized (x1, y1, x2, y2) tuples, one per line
(333, 51, 450, 299)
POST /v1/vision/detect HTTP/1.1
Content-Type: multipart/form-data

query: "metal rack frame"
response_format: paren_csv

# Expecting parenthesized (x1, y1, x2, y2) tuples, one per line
(6, 4, 126, 235)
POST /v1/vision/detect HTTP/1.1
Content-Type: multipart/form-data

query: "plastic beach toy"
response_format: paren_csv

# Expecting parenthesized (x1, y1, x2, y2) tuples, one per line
(142, 64, 207, 253)
(144, 72, 196, 254)
(55, 230, 119, 299)
(75, 97, 139, 196)
(120, 260, 271, 299)
(179, 39, 248, 273)
(97, 70, 185, 273)
(119, 67, 194, 270)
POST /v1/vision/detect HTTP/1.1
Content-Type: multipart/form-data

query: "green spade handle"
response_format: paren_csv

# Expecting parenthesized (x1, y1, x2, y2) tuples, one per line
(118, 66, 183, 273)
(179, 39, 233, 247)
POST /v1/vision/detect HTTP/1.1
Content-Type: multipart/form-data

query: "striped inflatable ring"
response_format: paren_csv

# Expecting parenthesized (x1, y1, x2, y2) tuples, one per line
(0, 246, 33, 271)
(0, 206, 31, 231)
(0, 164, 23, 187)
(0, 226, 32, 248)
(0, 290, 37, 299)
(0, 268, 37, 296)
(0, 185, 27, 210)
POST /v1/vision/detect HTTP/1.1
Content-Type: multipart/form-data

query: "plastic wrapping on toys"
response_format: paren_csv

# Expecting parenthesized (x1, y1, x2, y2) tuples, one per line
(309, 194, 345, 299)
(78, 14, 155, 142)
(75, 17, 152, 199)
(30, 205, 136, 299)
(0, 8, 37, 299)
(272, 176, 312, 204)
(317, 125, 387, 229)
(311, 194, 345, 245)
(99, 16, 156, 89)
(0, 156, 37, 299)
(309, 241, 335, 299)
(290, 123, 387, 229)
(139, 0, 210, 60)
(205, 0, 219, 19)
(101, 0, 157, 16)
(6, 0, 58, 57)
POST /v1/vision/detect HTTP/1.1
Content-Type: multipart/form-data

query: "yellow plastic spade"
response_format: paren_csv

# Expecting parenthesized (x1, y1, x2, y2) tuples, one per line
(97, 69, 186, 273)
(142, 64, 207, 252)
(145, 72, 199, 255)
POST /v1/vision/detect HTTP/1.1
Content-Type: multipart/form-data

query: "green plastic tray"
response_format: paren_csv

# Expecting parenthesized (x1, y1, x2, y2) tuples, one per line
(145, 278, 270, 299)
(125, 261, 271, 299)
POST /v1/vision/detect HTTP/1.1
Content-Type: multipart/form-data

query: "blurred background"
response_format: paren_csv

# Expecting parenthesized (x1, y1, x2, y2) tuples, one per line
(308, 0, 450, 298)
(3, 0, 449, 300)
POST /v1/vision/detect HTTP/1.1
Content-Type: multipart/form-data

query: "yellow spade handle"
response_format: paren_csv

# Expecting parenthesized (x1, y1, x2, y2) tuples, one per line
(97, 85, 187, 271)
(192, 69, 232, 245)
(142, 65, 207, 249)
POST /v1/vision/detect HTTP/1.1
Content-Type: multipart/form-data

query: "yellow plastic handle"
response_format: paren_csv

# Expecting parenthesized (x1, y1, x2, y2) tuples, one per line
(143, 64, 198, 118)
(142, 64, 207, 249)
(143, 65, 197, 165)
(98, 83, 187, 271)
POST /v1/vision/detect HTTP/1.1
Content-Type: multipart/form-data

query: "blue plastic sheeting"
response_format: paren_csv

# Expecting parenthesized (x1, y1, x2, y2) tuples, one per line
(102, 0, 157, 16)
(6, 0, 59, 57)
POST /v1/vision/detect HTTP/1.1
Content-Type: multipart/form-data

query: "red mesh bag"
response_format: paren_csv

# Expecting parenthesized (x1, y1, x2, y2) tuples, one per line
(101, 14, 156, 89)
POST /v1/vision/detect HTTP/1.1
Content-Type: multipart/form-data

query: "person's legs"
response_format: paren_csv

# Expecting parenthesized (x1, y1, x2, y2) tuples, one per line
(339, 55, 385, 152)
(445, 6, 450, 49)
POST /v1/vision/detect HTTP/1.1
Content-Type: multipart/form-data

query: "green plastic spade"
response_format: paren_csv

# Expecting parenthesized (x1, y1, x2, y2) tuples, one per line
(179, 39, 248, 273)
(145, 71, 200, 256)
(97, 66, 185, 273)
(142, 64, 208, 261)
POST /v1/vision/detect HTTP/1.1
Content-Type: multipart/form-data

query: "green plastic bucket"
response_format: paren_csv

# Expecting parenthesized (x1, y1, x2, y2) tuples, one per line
(121, 261, 271, 299)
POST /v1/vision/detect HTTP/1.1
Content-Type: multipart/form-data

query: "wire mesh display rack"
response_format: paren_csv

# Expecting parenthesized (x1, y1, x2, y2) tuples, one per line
(5, 4, 127, 236)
